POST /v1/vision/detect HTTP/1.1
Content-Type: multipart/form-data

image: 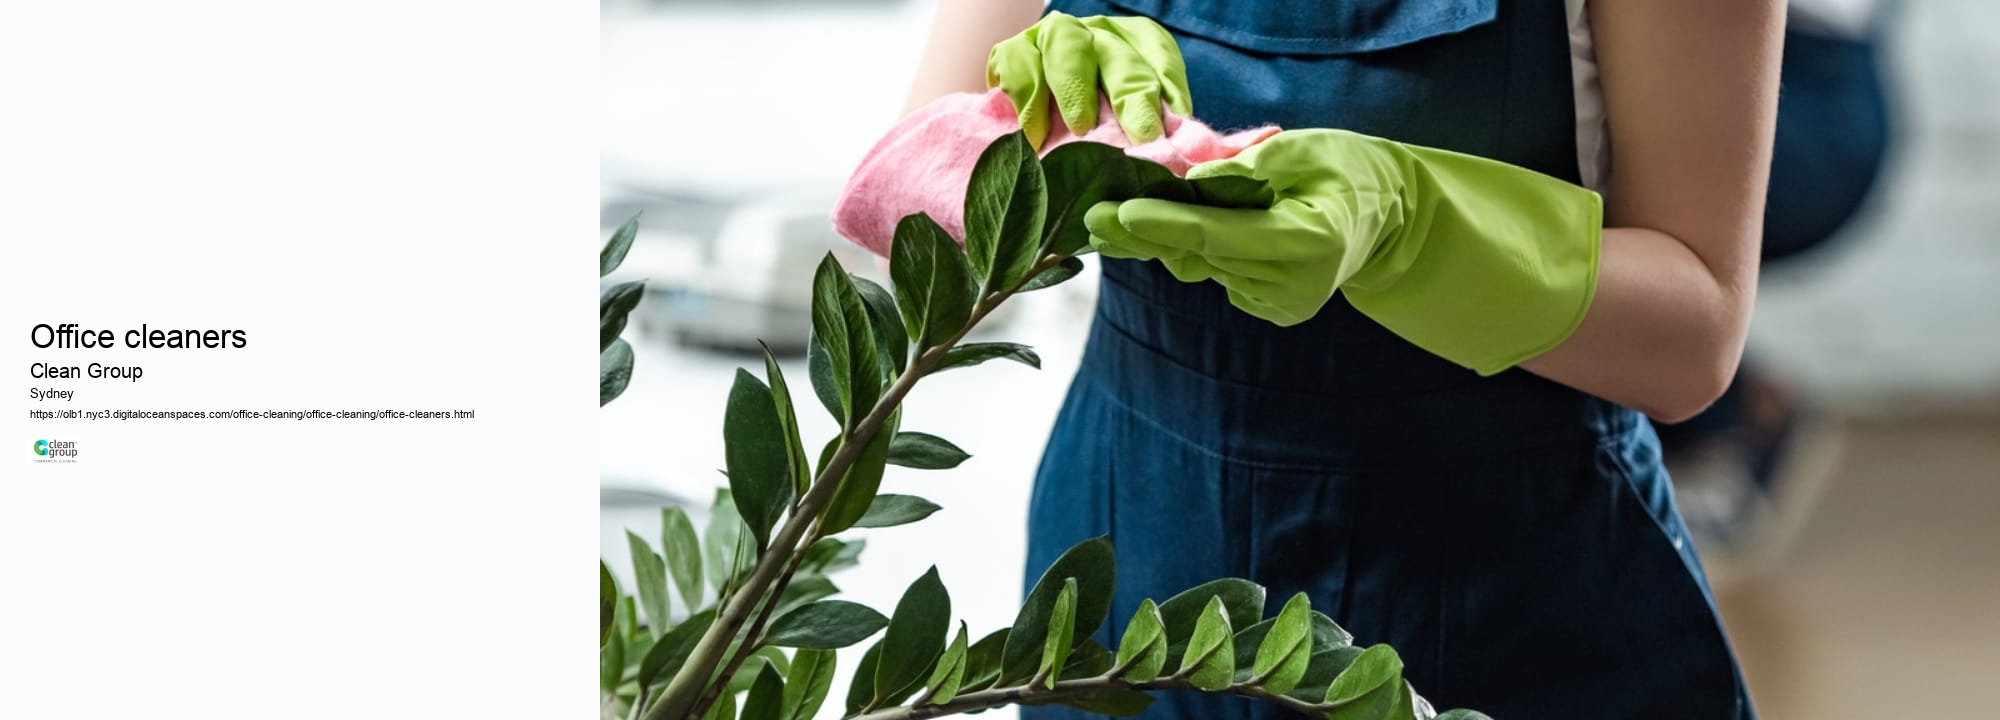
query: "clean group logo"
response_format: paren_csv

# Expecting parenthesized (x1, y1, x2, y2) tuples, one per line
(33, 438, 78, 463)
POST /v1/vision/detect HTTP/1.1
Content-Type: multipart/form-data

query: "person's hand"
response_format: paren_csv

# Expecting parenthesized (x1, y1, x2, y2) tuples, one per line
(1086, 129, 1604, 376)
(987, 12, 1192, 149)
(1085, 129, 1402, 325)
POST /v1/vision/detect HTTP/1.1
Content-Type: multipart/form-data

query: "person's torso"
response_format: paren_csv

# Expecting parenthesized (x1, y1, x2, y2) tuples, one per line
(1051, 0, 1620, 455)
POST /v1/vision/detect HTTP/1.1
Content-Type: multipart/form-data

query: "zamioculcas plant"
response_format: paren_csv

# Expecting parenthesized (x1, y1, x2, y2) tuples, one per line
(599, 131, 1493, 720)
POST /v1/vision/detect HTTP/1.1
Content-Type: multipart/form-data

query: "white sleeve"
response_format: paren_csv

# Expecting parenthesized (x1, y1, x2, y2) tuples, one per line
(1567, 0, 1609, 193)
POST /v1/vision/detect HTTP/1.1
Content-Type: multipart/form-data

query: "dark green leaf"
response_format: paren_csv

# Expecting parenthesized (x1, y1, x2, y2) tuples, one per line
(1232, 612, 1352, 690)
(759, 342, 812, 496)
(703, 489, 743, 591)
(936, 342, 1040, 373)
(923, 622, 971, 705)
(775, 576, 840, 617)
(601, 280, 645, 351)
(702, 687, 736, 720)
(844, 640, 882, 716)
(1114, 598, 1167, 681)
(617, 595, 638, 638)
(624, 531, 671, 639)
(1018, 256, 1084, 292)
(717, 647, 784, 697)
(1324, 644, 1404, 706)
(1327, 676, 1409, 720)
(809, 260, 854, 424)
(1039, 141, 1139, 256)
(1231, 617, 1273, 680)
(600, 339, 634, 407)
(873, 661, 932, 712)
(961, 628, 1009, 692)
(637, 609, 715, 690)
(716, 648, 776, 696)
(600, 607, 626, 692)
(724, 646, 790, 695)
(660, 507, 704, 612)
(622, 631, 653, 684)
(1001, 536, 1115, 684)
(819, 409, 898, 535)
(1189, 174, 1277, 209)
(875, 567, 952, 702)
(1130, 155, 1196, 203)
(886, 432, 971, 470)
(724, 369, 792, 550)
(1060, 639, 1113, 679)
(799, 537, 865, 575)
(963, 130, 1048, 291)
(1310, 611, 1356, 654)
(602, 213, 640, 277)
(782, 649, 836, 720)
(812, 434, 839, 481)
(806, 333, 841, 423)
(600, 561, 619, 647)
(1049, 689, 1155, 717)
(808, 254, 881, 429)
(1284, 645, 1365, 703)
(853, 494, 943, 529)
(765, 600, 888, 649)
(1390, 681, 1420, 720)
(740, 660, 785, 720)
(1038, 578, 1079, 688)
(889, 212, 978, 350)
(1178, 596, 1235, 690)
(852, 276, 909, 376)
(1159, 578, 1265, 672)
(1252, 592, 1313, 694)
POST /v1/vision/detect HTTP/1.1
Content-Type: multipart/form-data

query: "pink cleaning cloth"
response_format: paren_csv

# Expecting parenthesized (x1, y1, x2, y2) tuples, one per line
(832, 88, 1280, 257)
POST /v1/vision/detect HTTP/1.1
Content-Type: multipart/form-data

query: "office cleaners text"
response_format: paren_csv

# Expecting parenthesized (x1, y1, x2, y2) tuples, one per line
(30, 324, 248, 350)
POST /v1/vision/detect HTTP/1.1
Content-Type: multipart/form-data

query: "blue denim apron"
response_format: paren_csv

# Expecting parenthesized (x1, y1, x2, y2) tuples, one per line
(1024, 1, 1757, 717)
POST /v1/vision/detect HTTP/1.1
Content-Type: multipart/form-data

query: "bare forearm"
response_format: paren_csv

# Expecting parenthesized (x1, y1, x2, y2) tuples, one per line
(1519, 226, 1754, 422)
(904, 0, 1043, 113)
(1524, 0, 1784, 423)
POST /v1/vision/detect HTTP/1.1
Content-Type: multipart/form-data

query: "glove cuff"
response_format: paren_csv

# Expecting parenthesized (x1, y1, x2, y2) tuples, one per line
(1340, 144, 1603, 376)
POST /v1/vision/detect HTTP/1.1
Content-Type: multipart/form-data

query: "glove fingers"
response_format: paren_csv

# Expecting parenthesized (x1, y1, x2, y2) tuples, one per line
(1097, 198, 1333, 262)
(1093, 36, 1165, 143)
(1118, 237, 1297, 284)
(1161, 254, 1226, 284)
(988, 31, 1053, 148)
(1035, 13, 1100, 137)
(1087, 202, 1299, 285)
(1223, 287, 1317, 326)
(1091, 15, 1193, 116)
(1183, 156, 1258, 182)
(1193, 252, 1297, 283)
(1085, 201, 1181, 261)
(1091, 201, 1328, 326)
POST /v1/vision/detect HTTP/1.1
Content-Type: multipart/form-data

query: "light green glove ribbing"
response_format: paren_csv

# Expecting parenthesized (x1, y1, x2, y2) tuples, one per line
(987, 12, 1193, 148)
(1085, 128, 1602, 376)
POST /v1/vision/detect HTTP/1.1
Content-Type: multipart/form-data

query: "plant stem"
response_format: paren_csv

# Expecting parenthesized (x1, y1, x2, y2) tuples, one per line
(650, 255, 1061, 720)
(843, 676, 1337, 720)
(628, 687, 649, 720)
(690, 528, 814, 713)
(651, 367, 924, 720)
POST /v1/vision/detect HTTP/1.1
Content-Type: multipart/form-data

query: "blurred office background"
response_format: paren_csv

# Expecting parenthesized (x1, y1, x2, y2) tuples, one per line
(600, 0, 2000, 716)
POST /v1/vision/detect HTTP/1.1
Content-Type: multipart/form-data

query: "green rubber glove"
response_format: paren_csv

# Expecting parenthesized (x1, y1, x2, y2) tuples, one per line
(1085, 129, 1602, 376)
(987, 12, 1193, 149)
